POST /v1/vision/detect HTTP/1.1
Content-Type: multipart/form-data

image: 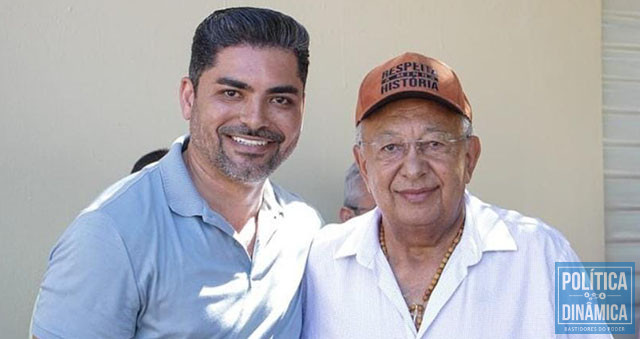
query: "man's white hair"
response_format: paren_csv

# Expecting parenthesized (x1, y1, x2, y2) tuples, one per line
(343, 163, 367, 207)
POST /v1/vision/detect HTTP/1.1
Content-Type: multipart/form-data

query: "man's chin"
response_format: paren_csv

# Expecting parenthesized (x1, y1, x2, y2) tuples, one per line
(216, 156, 280, 183)
(220, 167, 269, 183)
(393, 207, 441, 226)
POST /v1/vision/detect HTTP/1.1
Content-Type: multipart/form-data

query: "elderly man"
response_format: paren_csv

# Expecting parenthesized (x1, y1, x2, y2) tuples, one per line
(339, 162, 376, 222)
(31, 7, 321, 338)
(302, 53, 608, 338)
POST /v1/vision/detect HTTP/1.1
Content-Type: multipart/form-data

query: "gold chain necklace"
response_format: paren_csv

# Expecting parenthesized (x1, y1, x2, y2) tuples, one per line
(379, 221, 464, 331)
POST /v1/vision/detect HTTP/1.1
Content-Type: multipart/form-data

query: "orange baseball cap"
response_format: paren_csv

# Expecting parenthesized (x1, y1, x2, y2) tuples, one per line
(355, 52, 472, 125)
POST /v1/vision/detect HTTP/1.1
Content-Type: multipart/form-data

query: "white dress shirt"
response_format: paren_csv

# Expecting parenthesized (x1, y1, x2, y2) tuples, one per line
(302, 192, 612, 339)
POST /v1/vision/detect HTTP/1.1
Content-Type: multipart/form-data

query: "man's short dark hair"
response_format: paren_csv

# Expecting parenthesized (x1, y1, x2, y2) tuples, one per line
(189, 7, 310, 92)
(131, 149, 169, 174)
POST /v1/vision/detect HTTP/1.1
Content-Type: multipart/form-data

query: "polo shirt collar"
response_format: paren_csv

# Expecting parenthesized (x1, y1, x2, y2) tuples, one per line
(160, 135, 206, 218)
(159, 135, 283, 233)
(260, 178, 284, 218)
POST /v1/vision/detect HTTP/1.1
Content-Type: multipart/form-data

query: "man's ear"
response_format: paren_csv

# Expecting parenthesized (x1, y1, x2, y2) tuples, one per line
(299, 92, 306, 131)
(179, 77, 195, 120)
(339, 206, 356, 223)
(353, 144, 373, 195)
(464, 136, 481, 184)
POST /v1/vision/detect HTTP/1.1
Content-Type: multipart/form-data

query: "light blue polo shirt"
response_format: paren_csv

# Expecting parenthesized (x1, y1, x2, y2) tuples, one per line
(32, 136, 323, 339)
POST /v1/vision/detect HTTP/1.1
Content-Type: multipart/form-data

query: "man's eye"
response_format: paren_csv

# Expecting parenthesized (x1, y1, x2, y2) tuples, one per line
(419, 140, 447, 151)
(381, 144, 401, 153)
(426, 140, 445, 148)
(223, 90, 239, 97)
(270, 96, 291, 105)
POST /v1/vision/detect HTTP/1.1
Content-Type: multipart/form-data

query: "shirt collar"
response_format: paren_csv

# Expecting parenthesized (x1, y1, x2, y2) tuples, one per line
(159, 135, 283, 227)
(334, 207, 382, 268)
(260, 178, 284, 217)
(160, 135, 206, 218)
(463, 191, 517, 255)
(333, 191, 517, 267)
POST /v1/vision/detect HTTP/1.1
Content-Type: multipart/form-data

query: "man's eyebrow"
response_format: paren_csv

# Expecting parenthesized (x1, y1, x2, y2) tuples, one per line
(419, 127, 445, 134)
(371, 131, 401, 139)
(371, 128, 453, 140)
(421, 127, 457, 137)
(267, 85, 299, 95)
(216, 77, 252, 90)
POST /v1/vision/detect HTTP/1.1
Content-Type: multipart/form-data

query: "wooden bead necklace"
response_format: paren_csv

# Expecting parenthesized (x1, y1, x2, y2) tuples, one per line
(379, 221, 464, 331)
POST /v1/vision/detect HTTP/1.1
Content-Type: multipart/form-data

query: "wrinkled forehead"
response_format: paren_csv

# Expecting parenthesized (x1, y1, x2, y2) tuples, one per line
(361, 98, 463, 138)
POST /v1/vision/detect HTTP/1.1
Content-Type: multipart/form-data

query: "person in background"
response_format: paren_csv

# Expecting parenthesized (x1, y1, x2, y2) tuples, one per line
(130, 148, 168, 173)
(32, 7, 322, 338)
(339, 162, 375, 222)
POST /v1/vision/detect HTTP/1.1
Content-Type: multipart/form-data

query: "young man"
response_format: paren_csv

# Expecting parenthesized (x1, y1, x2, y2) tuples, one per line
(32, 7, 321, 338)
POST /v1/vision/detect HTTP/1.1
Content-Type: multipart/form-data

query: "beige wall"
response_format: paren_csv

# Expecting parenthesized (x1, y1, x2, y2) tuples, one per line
(0, 0, 602, 336)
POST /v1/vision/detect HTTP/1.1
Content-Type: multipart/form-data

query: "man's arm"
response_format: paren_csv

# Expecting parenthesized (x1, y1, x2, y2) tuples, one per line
(31, 212, 140, 339)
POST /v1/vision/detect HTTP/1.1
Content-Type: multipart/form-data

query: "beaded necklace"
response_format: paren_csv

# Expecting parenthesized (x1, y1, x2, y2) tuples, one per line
(379, 221, 464, 330)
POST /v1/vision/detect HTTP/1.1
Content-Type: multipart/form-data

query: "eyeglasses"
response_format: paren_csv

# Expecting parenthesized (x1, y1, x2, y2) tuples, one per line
(359, 133, 469, 163)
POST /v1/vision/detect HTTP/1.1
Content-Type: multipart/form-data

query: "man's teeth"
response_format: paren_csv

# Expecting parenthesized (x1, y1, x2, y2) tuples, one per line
(231, 136, 268, 146)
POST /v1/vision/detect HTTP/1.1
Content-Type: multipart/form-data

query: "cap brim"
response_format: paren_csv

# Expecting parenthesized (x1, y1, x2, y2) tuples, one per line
(358, 91, 466, 124)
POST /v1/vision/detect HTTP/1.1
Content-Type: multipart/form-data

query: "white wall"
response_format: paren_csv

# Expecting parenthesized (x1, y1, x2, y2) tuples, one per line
(0, 0, 603, 337)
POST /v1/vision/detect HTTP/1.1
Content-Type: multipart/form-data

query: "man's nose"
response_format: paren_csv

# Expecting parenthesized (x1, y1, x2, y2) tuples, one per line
(400, 144, 427, 179)
(239, 98, 268, 130)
